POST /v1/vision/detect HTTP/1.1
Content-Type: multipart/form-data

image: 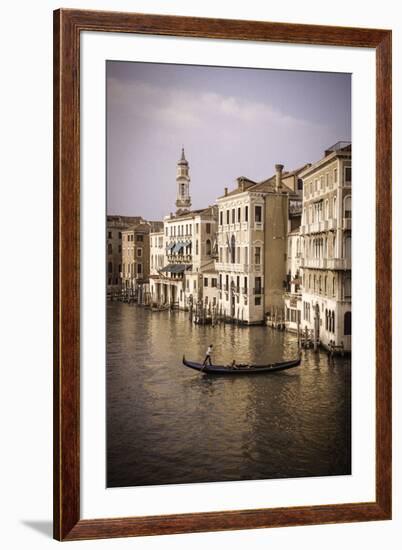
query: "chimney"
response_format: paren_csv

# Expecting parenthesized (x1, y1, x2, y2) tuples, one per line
(275, 164, 284, 191)
(224, 187, 228, 196)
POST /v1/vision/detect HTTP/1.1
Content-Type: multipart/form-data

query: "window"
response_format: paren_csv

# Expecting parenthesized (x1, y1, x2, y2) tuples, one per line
(344, 311, 352, 335)
(108, 243, 112, 255)
(211, 278, 217, 288)
(255, 297, 261, 306)
(206, 223, 211, 234)
(297, 178, 303, 190)
(254, 246, 261, 265)
(136, 234, 143, 242)
(344, 274, 351, 298)
(334, 168, 338, 183)
(245, 206, 249, 222)
(237, 207, 241, 222)
(108, 231, 112, 239)
(204, 278, 208, 287)
(255, 205, 262, 223)
(118, 245, 121, 253)
(196, 240, 199, 255)
(108, 262, 112, 273)
(193, 280, 197, 290)
(137, 248, 142, 257)
(333, 197, 337, 219)
(255, 277, 262, 293)
(232, 209, 235, 223)
(344, 196, 352, 218)
(206, 239, 212, 255)
(230, 235, 236, 263)
(345, 166, 352, 184)
(244, 246, 248, 265)
(196, 224, 199, 234)
(220, 211, 223, 225)
(118, 232, 122, 239)
(226, 210, 230, 224)
(345, 236, 351, 260)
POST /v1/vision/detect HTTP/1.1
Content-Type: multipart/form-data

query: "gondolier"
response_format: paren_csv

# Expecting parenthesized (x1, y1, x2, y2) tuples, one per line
(203, 344, 213, 366)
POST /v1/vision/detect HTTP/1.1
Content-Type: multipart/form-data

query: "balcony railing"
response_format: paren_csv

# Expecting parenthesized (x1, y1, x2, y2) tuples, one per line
(343, 217, 352, 230)
(301, 257, 351, 270)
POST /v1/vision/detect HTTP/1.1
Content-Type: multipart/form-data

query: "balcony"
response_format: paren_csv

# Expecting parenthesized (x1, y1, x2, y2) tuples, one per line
(254, 221, 263, 231)
(301, 257, 351, 270)
(326, 258, 351, 270)
(343, 217, 352, 230)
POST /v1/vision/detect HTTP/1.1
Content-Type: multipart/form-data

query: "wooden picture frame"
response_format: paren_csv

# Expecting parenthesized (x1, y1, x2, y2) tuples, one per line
(53, 8, 392, 541)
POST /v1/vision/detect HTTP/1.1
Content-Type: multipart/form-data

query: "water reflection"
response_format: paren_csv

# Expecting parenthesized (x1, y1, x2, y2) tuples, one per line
(107, 302, 351, 487)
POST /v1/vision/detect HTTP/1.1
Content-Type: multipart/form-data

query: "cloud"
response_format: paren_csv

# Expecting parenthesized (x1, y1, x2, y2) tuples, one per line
(107, 77, 323, 136)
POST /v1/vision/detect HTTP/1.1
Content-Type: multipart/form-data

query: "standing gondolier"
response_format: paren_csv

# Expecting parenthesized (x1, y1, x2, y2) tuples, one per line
(202, 344, 213, 366)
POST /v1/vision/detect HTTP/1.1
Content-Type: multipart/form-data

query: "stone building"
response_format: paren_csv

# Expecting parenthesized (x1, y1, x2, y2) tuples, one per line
(149, 149, 219, 311)
(150, 230, 165, 276)
(121, 223, 151, 301)
(299, 142, 352, 351)
(216, 164, 307, 324)
(283, 228, 303, 332)
(106, 215, 143, 292)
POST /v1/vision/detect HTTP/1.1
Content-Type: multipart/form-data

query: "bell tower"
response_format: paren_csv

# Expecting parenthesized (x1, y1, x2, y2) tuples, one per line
(175, 148, 191, 215)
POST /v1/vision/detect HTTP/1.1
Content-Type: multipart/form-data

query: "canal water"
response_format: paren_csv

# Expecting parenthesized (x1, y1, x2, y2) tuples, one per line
(107, 302, 351, 488)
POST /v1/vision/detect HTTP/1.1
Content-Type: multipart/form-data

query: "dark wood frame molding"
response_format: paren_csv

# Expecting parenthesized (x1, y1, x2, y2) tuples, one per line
(53, 8, 392, 541)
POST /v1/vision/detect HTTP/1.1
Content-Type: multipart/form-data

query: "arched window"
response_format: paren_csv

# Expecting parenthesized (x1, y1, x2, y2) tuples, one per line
(344, 195, 352, 218)
(344, 311, 352, 335)
(325, 309, 328, 330)
(108, 262, 112, 274)
(231, 235, 236, 263)
(331, 311, 335, 333)
(206, 239, 211, 255)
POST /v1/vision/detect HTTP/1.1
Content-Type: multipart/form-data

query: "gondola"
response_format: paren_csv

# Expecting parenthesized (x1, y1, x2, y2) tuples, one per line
(182, 355, 301, 375)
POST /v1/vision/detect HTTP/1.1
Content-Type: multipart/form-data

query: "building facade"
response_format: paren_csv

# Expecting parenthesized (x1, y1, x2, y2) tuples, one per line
(299, 142, 352, 351)
(149, 150, 219, 312)
(121, 223, 151, 302)
(107, 215, 143, 293)
(216, 164, 307, 324)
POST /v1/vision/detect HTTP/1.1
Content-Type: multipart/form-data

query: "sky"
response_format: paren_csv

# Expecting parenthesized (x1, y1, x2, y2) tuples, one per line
(106, 61, 351, 220)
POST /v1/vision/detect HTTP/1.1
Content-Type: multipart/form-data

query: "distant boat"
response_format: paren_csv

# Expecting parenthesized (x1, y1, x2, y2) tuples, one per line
(182, 355, 301, 375)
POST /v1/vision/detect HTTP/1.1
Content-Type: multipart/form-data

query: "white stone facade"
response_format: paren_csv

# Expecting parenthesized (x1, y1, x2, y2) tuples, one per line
(299, 142, 352, 351)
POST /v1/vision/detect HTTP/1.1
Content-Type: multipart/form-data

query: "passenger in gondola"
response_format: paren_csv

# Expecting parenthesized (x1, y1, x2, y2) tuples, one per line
(202, 344, 213, 366)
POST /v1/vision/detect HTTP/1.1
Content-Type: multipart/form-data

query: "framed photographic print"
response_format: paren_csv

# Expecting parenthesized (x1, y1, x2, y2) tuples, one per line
(53, 8, 392, 541)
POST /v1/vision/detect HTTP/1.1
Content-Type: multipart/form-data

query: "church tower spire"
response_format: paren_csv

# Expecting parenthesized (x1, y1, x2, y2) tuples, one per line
(175, 147, 191, 215)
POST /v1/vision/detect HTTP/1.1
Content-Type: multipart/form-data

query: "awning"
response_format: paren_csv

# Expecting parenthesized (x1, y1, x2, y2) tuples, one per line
(172, 242, 184, 254)
(166, 242, 175, 252)
(160, 264, 192, 273)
